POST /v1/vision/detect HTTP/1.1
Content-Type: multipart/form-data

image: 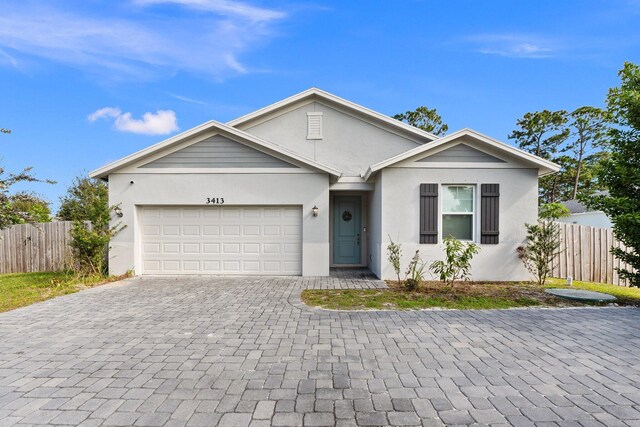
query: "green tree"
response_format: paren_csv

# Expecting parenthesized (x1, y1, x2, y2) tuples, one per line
(7, 193, 51, 224)
(567, 106, 609, 199)
(539, 154, 574, 203)
(538, 202, 570, 220)
(517, 221, 562, 286)
(585, 62, 640, 286)
(393, 106, 448, 136)
(58, 176, 123, 275)
(510, 110, 572, 203)
(58, 177, 109, 223)
(0, 166, 55, 229)
(509, 110, 569, 160)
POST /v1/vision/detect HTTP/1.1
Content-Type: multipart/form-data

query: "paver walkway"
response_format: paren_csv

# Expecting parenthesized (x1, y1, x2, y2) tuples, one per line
(0, 276, 639, 426)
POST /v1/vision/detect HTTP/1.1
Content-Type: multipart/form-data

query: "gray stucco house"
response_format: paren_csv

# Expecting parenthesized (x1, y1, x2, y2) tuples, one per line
(90, 88, 558, 280)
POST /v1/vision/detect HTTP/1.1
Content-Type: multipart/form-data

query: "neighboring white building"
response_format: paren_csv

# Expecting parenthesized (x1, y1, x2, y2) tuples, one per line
(558, 198, 613, 228)
(90, 88, 558, 280)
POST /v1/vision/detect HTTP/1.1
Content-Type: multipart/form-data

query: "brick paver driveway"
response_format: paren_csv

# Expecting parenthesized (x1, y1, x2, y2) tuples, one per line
(1, 276, 640, 427)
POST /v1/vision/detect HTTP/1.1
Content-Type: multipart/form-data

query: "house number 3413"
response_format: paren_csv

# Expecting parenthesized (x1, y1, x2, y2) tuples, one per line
(206, 197, 225, 204)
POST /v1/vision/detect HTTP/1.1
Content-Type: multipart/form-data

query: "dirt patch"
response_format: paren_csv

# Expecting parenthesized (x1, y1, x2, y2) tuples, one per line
(386, 280, 584, 307)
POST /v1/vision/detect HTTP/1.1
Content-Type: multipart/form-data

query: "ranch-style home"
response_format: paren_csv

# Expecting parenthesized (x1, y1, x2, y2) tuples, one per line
(90, 88, 559, 281)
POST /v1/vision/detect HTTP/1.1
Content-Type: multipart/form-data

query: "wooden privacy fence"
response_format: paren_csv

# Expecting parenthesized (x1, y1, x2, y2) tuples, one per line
(0, 221, 89, 274)
(551, 222, 634, 286)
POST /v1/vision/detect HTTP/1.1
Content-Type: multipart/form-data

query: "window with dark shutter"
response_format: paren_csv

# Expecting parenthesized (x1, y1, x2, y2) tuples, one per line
(480, 184, 500, 244)
(420, 183, 438, 244)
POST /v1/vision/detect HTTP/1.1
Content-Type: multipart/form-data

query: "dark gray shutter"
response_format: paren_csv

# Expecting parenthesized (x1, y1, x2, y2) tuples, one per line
(481, 184, 500, 244)
(420, 184, 438, 244)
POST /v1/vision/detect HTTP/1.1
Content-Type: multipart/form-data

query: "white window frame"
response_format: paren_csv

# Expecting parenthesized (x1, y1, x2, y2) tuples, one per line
(440, 184, 476, 242)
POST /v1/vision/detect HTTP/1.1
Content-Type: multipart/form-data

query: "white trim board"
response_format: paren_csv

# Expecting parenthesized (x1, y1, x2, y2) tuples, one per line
(363, 128, 560, 180)
(90, 120, 341, 179)
(227, 87, 438, 143)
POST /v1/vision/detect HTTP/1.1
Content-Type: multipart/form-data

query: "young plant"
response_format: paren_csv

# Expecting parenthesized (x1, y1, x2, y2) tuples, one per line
(386, 235, 402, 284)
(517, 221, 562, 286)
(386, 237, 426, 290)
(429, 236, 480, 288)
(404, 250, 427, 291)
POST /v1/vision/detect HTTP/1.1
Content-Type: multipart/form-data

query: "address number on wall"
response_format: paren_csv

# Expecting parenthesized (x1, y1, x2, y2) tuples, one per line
(205, 197, 225, 204)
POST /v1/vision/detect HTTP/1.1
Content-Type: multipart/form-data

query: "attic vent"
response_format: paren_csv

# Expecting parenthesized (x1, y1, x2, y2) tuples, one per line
(307, 112, 323, 140)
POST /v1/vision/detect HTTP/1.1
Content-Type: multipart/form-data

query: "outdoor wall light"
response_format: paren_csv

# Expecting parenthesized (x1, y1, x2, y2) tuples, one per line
(114, 206, 124, 218)
(312, 205, 319, 217)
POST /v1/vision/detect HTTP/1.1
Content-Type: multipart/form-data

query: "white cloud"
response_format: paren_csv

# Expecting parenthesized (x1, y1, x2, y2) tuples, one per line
(89, 107, 179, 135)
(466, 34, 556, 58)
(168, 93, 207, 105)
(0, 1, 286, 79)
(87, 107, 122, 122)
(0, 48, 20, 70)
(133, 0, 285, 22)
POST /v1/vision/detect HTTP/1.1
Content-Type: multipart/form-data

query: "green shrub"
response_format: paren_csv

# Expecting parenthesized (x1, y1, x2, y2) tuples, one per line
(387, 236, 402, 283)
(59, 177, 124, 275)
(404, 250, 427, 291)
(517, 221, 562, 286)
(429, 236, 480, 288)
(386, 237, 427, 290)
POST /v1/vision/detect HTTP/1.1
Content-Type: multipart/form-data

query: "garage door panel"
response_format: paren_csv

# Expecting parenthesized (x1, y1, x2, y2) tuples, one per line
(183, 208, 200, 218)
(163, 225, 180, 235)
(243, 243, 260, 254)
(140, 206, 302, 275)
(163, 243, 180, 253)
(143, 225, 161, 236)
(183, 225, 200, 235)
(143, 243, 160, 254)
(203, 243, 220, 254)
(243, 208, 260, 218)
(223, 225, 240, 236)
(243, 225, 260, 236)
(203, 225, 220, 235)
(163, 208, 180, 218)
(183, 243, 200, 254)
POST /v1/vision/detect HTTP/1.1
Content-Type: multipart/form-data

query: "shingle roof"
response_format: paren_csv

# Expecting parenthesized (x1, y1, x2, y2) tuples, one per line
(560, 191, 609, 214)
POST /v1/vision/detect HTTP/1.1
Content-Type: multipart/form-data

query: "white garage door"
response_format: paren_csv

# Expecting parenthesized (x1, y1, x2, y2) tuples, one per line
(140, 206, 302, 275)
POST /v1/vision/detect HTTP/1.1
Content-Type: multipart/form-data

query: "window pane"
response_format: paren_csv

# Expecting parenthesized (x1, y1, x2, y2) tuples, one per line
(443, 214, 473, 240)
(442, 186, 473, 213)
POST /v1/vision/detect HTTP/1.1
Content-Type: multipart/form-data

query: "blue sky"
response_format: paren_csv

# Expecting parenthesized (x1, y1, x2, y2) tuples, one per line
(1, 0, 639, 211)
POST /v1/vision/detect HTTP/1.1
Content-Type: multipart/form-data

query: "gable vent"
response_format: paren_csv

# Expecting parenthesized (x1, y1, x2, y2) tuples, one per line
(307, 112, 323, 140)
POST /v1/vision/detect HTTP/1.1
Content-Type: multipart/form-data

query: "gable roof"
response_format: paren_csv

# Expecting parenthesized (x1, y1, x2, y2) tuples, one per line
(226, 87, 438, 143)
(89, 120, 342, 179)
(363, 128, 561, 180)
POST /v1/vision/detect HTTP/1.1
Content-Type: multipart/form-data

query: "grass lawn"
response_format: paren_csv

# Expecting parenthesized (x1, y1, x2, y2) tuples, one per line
(0, 271, 126, 313)
(302, 278, 640, 311)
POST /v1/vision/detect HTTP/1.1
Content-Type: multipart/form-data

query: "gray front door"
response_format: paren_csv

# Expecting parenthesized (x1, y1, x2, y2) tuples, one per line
(333, 196, 361, 265)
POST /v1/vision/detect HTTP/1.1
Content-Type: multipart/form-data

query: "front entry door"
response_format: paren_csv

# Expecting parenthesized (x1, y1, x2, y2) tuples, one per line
(333, 196, 361, 265)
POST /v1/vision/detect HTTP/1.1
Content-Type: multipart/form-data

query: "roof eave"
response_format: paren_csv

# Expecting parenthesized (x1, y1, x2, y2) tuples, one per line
(227, 87, 438, 143)
(89, 120, 342, 179)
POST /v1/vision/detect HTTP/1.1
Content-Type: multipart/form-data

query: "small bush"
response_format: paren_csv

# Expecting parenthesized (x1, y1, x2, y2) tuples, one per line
(386, 237, 427, 290)
(429, 236, 480, 288)
(517, 221, 562, 286)
(404, 250, 427, 291)
(387, 236, 402, 284)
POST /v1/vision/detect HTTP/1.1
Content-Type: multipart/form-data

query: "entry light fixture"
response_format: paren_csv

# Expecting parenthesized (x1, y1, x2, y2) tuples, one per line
(114, 206, 124, 218)
(312, 205, 319, 217)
